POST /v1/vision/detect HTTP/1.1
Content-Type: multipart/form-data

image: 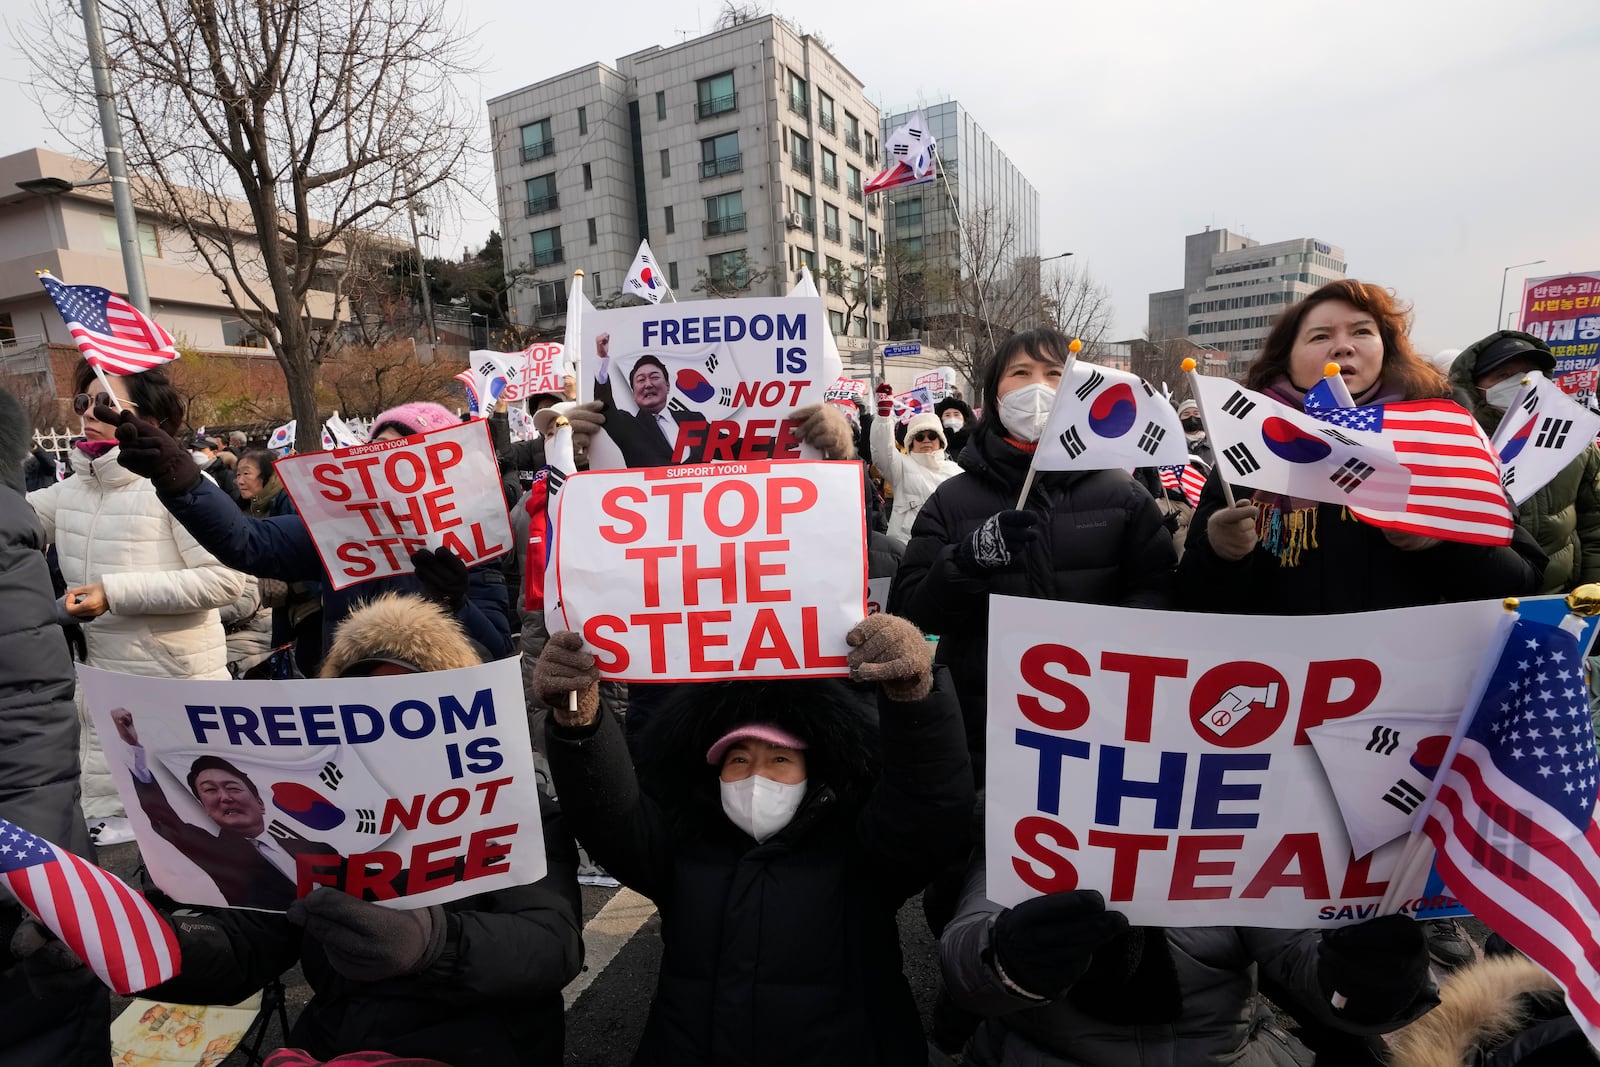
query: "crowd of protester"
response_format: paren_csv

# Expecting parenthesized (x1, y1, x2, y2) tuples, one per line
(3, 279, 1599, 1066)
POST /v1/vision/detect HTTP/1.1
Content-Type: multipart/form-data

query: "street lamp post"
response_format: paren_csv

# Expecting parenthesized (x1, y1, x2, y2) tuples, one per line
(1037, 251, 1074, 327)
(81, 0, 150, 314)
(1498, 259, 1546, 332)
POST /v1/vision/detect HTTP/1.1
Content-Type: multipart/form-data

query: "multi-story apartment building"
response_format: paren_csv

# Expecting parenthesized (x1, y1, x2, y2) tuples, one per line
(487, 15, 887, 346)
(1148, 227, 1347, 377)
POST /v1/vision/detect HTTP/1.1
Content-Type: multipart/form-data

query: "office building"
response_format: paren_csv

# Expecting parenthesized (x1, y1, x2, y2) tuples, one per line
(878, 100, 1040, 336)
(1148, 227, 1347, 377)
(486, 15, 887, 347)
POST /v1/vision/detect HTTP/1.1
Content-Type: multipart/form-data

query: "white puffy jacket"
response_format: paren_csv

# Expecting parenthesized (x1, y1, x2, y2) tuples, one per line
(28, 446, 248, 815)
(872, 411, 964, 546)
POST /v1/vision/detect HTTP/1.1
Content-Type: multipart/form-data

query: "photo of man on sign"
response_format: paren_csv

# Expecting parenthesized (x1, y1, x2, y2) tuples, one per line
(593, 336, 707, 467)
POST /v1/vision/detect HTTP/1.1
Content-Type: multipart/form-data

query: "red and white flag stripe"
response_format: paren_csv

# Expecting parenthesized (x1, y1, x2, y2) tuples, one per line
(1354, 401, 1515, 545)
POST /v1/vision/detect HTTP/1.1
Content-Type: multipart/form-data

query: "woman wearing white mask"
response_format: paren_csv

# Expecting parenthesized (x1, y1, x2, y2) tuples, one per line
(533, 615, 974, 1065)
(889, 328, 1177, 786)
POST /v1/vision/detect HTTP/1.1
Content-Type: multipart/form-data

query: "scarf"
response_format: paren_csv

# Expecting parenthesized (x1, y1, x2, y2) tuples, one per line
(1248, 375, 1403, 567)
(247, 476, 285, 518)
(75, 439, 117, 459)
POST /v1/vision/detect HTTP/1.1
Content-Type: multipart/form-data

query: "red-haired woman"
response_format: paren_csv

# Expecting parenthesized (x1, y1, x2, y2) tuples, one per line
(1179, 280, 1544, 615)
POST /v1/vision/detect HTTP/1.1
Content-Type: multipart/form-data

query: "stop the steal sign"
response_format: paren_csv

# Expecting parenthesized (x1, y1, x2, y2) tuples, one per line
(552, 460, 867, 681)
(277, 421, 513, 590)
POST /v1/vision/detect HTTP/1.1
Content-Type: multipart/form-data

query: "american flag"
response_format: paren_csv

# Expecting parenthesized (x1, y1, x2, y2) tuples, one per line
(38, 272, 178, 376)
(1157, 456, 1209, 507)
(1419, 616, 1600, 1049)
(456, 370, 480, 415)
(0, 816, 179, 995)
(1303, 384, 1514, 545)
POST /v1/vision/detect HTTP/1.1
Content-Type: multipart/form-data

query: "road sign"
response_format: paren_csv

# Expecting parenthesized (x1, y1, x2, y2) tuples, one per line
(881, 341, 922, 358)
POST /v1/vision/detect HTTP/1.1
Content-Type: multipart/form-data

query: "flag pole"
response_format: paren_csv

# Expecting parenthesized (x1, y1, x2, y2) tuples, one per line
(1487, 375, 1537, 454)
(1014, 337, 1082, 508)
(1182, 358, 1235, 507)
(1321, 362, 1357, 408)
(37, 270, 123, 411)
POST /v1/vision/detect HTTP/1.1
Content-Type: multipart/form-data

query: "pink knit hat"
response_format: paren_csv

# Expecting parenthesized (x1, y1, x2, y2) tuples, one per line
(371, 401, 458, 438)
(706, 723, 809, 765)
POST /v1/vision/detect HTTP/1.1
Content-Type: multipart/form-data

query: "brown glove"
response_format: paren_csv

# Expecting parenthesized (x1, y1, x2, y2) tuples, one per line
(534, 630, 601, 726)
(563, 401, 606, 461)
(1207, 503, 1260, 561)
(847, 613, 933, 702)
(789, 403, 856, 461)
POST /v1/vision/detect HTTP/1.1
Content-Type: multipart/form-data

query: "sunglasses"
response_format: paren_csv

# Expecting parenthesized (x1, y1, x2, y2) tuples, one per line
(72, 391, 136, 415)
(910, 431, 941, 443)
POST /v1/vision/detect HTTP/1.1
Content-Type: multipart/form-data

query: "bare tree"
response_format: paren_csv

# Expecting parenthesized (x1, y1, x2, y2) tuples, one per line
(713, 1, 767, 28)
(1132, 333, 1199, 402)
(30, 0, 477, 452)
(322, 341, 462, 416)
(692, 253, 774, 299)
(1042, 262, 1114, 348)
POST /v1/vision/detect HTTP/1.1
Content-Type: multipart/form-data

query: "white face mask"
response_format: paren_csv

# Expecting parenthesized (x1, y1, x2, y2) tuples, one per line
(1484, 377, 1524, 412)
(191, 451, 211, 465)
(720, 775, 807, 842)
(942, 416, 964, 432)
(997, 382, 1057, 443)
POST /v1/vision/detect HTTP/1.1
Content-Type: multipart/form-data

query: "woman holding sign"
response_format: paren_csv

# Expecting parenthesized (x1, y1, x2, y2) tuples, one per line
(533, 613, 973, 1065)
(891, 328, 1178, 784)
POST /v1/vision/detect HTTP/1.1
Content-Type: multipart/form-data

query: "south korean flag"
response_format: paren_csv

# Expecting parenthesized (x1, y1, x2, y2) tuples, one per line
(1034, 361, 1188, 471)
(1491, 371, 1600, 506)
(1191, 377, 1412, 511)
(1306, 710, 1456, 858)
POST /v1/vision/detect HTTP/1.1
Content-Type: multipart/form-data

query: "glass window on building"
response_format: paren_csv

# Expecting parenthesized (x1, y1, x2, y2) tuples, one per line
(793, 189, 813, 224)
(697, 71, 736, 118)
(656, 91, 666, 121)
(583, 163, 593, 190)
(787, 70, 808, 115)
(851, 314, 866, 338)
(587, 218, 597, 245)
(844, 111, 861, 151)
(660, 148, 670, 178)
(821, 148, 838, 188)
(902, 234, 923, 254)
(664, 205, 675, 234)
(524, 173, 557, 214)
(700, 131, 740, 178)
(221, 319, 266, 347)
(818, 92, 835, 133)
(101, 216, 159, 257)
(668, 261, 679, 289)
(705, 191, 744, 236)
(848, 214, 864, 252)
(892, 198, 923, 228)
(791, 132, 811, 173)
(536, 280, 562, 317)
(520, 119, 552, 161)
(709, 250, 751, 289)
(823, 202, 841, 243)
(846, 163, 862, 200)
(829, 309, 845, 334)
(577, 106, 587, 135)
(530, 226, 563, 267)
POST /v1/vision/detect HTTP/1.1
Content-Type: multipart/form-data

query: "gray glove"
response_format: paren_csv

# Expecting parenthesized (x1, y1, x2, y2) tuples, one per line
(563, 401, 606, 461)
(9, 918, 102, 998)
(287, 888, 446, 982)
(534, 630, 601, 726)
(788, 402, 856, 460)
(1207, 503, 1260, 561)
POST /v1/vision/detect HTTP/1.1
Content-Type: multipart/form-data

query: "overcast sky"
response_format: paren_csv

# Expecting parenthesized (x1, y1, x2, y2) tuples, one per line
(4, 0, 1597, 350)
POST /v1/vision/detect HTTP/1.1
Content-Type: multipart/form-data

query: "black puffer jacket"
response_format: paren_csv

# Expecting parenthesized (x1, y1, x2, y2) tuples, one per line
(546, 671, 974, 1065)
(889, 424, 1176, 776)
(143, 792, 582, 1066)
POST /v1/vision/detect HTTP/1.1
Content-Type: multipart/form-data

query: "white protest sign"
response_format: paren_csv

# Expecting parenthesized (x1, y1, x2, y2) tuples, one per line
(502, 341, 569, 403)
(78, 660, 545, 911)
(825, 377, 869, 402)
(580, 296, 842, 468)
(893, 386, 935, 424)
(914, 368, 951, 401)
(552, 459, 866, 681)
(986, 595, 1512, 928)
(275, 420, 512, 591)
(866, 577, 891, 616)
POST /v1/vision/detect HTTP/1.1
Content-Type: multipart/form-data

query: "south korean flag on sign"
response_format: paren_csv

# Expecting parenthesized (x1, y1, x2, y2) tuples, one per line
(1033, 361, 1188, 471)
(1306, 710, 1456, 858)
(1490, 371, 1600, 506)
(1190, 377, 1413, 511)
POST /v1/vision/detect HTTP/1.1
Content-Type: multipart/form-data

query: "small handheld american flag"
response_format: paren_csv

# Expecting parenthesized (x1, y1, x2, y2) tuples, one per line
(0, 816, 179, 994)
(37, 272, 179, 376)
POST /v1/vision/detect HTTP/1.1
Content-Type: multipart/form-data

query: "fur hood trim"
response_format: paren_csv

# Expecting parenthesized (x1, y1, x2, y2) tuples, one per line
(1388, 953, 1563, 1067)
(318, 592, 481, 677)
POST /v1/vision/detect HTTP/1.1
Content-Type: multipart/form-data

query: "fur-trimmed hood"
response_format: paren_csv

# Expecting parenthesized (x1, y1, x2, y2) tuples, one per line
(1388, 953, 1576, 1067)
(635, 677, 880, 820)
(318, 592, 482, 677)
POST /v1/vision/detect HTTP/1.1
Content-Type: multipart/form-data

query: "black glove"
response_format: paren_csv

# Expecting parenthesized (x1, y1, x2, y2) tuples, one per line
(990, 890, 1129, 1000)
(1161, 510, 1181, 534)
(1318, 914, 1434, 1025)
(409, 547, 468, 613)
(107, 407, 202, 496)
(956, 510, 1041, 574)
(287, 888, 447, 982)
(9, 918, 102, 999)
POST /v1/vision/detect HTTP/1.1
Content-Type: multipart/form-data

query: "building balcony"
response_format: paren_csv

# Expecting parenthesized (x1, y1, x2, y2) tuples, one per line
(788, 213, 815, 231)
(867, 198, 878, 215)
(532, 246, 564, 267)
(790, 156, 812, 177)
(844, 133, 861, 153)
(704, 213, 747, 238)
(818, 114, 836, 135)
(788, 96, 808, 118)
(821, 171, 838, 189)
(823, 223, 841, 244)
(846, 186, 862, 203)
(525, 194, 559, 216)
(700, 153, 742, 179)
(696, 92, 737, 120)
(521, 140, 554, 162)
(849, 236, 865, 253)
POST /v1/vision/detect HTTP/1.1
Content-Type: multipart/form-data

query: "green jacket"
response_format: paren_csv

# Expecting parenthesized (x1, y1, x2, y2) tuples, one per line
(1451, 341, 1600, 594)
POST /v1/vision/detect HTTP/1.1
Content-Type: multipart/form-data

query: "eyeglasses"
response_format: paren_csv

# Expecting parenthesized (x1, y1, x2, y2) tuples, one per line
(910, 431, 941, 443)
(72, 392, 136, 415)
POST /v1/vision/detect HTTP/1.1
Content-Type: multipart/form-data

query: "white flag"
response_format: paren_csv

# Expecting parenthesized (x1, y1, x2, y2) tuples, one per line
(1034, 361, 1189, 470)
(1491, 371, 1600, 505)
(567, 278, 596, 403)
(1192, 376, 1413, 512)
(324, 410, 363, 447)
(624, 240, 668, 304)
(1306, 709, 1459, 858)
(789, 263, 820, 298)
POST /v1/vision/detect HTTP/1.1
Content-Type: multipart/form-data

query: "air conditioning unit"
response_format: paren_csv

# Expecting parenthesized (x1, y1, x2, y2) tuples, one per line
(787, 211, 805, 229)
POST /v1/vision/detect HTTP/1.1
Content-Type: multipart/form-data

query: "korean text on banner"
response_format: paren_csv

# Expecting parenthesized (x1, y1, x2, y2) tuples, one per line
(552, 459, 867, 682)
(77, 660, 546, 911)
(1519, 272, 1600, 408)
(580, 296, 842, 469)
(275, 420, 513, 591)
(985, 595, 1511, 928)
(913, 369, 951, 401)
(825, 377, 869, 402)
